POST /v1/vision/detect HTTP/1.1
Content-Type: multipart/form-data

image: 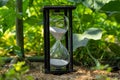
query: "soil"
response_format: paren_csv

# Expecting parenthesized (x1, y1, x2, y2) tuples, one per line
(25, 62, 120, 80)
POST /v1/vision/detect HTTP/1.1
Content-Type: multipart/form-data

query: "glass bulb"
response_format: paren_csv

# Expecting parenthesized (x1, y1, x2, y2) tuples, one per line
(50, 40, 70, 67)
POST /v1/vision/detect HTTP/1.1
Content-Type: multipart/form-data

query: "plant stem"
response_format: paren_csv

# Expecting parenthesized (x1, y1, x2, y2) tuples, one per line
(86, 46, 100, 67)
(16, 0, 24, 58)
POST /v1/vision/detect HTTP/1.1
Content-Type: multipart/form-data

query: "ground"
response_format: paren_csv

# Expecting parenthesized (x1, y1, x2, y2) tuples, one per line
(25, 62, 120, 80)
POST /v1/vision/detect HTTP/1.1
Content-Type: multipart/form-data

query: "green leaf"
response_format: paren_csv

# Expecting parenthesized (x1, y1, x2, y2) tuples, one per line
(81, 14, 93, 23)
(73, 34, 89, 51)
(25, 75, 34, 80)
(100, 1, 120, 12)
(29, 0, 33, 7)
(24, 16, 39, 25)
(100, 1, 120, 23)
(0, 0, 8, 7)
(108, 12, 120, 23)
(82, 0, 93, 9)
(109, 43, 120, 55)
(82, 0, 106, 10)
(0, 8, 16, 32)
(23, 0, 29, 15)
(13, 46, 23, 58)
(113, 13, 120, 23)
(0, 26, 3, 37)
(73, 28, 102, 51)
(83, 28, 102, 40)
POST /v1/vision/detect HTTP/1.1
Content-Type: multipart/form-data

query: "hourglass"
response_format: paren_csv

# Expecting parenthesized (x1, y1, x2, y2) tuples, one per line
(50, 15, 69, 70)
(43, 6, 76, 74)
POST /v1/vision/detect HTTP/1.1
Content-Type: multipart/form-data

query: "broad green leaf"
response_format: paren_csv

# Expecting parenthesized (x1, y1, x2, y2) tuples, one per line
(82, 0, 93, 9)
(73, 34, 89, 51)
(0, 0, 8, 7)
(73, 28, 102, 51)
(83, 28, 102, 40)
(82, 0, 109, 10)
(100, 1, 120, 23)
(101, 1, 120, 12)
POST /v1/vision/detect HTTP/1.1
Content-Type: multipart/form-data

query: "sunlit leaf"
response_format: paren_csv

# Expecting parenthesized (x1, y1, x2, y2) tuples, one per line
(82, 0, 107, 10)
(73, 28, 102, 51)
(23, 0, 29, 15)
(13, 61, 25, 71)
(82, 0, 93, 9)
(73, 34, 89, 51)
(83, 28, 102, 40)
(6, 69, 16, 76)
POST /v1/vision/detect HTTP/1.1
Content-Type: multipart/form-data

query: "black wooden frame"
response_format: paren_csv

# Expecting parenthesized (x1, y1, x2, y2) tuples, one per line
(43, 6, 76, 74)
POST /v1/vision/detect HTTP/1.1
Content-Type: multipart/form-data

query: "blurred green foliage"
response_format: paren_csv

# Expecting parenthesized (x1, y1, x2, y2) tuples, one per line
(0, 60, 34, 80)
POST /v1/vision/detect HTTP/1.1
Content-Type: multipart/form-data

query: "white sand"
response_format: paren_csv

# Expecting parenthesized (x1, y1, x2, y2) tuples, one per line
(50, 27, 67, 40)
(50, 59, 69, 67)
